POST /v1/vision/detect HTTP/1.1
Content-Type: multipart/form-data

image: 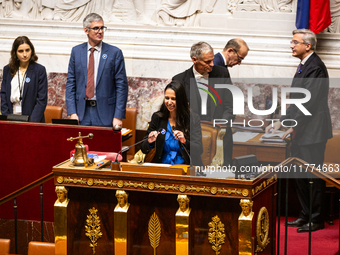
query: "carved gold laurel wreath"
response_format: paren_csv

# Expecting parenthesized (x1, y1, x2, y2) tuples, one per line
(148, 212, 161, 255)
(256, 206, 270, 253)
(85, 207, 103, 254)
(208, 215, 226, 255)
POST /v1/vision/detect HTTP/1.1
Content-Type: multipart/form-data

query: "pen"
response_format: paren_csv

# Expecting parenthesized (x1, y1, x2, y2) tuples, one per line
(96, 161, 104, 166)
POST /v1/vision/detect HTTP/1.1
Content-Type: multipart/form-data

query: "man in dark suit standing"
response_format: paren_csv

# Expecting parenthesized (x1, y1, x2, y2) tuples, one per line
(172, 42, 235, 166)
(213, 38, 249, 75)
(266, 29, 333, 232)
(66, 13, 128, 127)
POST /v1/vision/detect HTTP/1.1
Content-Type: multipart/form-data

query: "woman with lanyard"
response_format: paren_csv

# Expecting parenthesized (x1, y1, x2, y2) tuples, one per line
(1, 36, 47, 122)
(141, 81, 203, 166)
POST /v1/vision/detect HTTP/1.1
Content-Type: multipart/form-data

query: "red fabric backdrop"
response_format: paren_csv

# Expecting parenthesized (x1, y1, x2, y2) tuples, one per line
(0, 121, 121, 221)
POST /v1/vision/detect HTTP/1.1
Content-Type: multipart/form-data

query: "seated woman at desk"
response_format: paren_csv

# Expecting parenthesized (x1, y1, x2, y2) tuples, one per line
(0, 36, 48, 122)
(141, 81, 203, 166)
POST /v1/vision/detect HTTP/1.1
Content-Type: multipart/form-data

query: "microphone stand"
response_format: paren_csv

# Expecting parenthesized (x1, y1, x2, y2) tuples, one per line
(172, 126, 196, 176)
(111, 130, 163, 171)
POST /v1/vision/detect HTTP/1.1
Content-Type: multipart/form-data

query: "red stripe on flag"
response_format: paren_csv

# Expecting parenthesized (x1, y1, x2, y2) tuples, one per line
(309, 0, 331, 34)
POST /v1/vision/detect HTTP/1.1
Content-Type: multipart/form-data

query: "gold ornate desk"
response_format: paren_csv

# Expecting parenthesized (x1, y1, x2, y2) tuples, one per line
(53, 161, 277, 255)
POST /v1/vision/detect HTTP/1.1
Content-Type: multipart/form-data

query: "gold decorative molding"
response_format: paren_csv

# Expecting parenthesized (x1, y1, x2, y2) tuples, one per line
(185, 185, 210, 193)
(57, 176, 64, 184)
(252, 174, 277, 196)
(217, 188, 243, 196)
(255, 207, 270, 253)
(208, 215, 225, 255)
(56, 176, 253, 198)
(242, 189, 249, 197)
(85, 207, 103, 254)
(148, 212, 161, 255)
(63, 177, 87, 185)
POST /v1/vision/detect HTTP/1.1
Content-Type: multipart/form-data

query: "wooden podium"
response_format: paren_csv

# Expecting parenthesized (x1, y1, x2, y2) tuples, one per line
(53, 160, 277, 255)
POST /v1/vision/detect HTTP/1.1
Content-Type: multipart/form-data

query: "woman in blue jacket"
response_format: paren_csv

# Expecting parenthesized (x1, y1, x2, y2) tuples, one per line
(1, 36, 47, 122)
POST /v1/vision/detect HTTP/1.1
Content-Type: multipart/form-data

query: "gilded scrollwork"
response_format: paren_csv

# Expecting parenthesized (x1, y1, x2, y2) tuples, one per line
(56, 175, 258, 198)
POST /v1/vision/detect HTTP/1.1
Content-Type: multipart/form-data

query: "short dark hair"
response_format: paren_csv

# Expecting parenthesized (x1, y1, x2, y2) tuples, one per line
(9, 36, 38, 76)
(158, 80, 190, 138)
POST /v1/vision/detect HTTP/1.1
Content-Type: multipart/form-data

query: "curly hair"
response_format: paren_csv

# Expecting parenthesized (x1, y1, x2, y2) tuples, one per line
(9, 36, 38, 76)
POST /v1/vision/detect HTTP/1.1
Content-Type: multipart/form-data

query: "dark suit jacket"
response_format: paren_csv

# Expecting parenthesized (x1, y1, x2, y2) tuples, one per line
(213, 52, 231, 76)
(141, 112, 203, 166)
(280, 53, 332, 146)
(0, 63, 48, 122)
(66, 42, 128, 126)
(172, 65, 235, 122)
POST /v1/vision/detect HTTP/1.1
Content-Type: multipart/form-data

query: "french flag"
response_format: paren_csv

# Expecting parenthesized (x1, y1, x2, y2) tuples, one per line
(296, 0, 331, 34)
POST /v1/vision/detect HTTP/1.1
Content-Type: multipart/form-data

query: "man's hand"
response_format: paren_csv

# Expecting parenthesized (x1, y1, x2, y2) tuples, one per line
(113, 118, 122, 128)
(70, 113, 79, 121)
(281, 127, 294, 140)
(265, 121, 281, 134)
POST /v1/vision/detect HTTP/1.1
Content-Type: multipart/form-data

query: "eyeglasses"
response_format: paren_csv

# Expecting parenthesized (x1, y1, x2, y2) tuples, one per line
(232, 49, 244, 62)
(87, 26, 107, 33)
(290, 40, 306, 46)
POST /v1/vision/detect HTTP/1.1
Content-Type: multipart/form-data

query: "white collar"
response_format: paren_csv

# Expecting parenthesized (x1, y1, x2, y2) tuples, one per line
(193, 66, 209, 79)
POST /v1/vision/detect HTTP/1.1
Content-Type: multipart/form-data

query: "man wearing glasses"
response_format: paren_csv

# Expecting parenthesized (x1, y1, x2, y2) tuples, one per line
(66, 13, 128, 127)
(265, 29, 332, 232)
(213, 38, 249, 76)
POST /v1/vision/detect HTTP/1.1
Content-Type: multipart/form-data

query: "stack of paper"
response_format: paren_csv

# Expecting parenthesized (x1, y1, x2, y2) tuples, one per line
(121, 128, 132, 136)
(260, 130, 289, 143)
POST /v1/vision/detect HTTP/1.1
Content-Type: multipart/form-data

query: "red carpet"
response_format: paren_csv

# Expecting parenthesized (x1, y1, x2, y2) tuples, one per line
(277, 217, 339, 255)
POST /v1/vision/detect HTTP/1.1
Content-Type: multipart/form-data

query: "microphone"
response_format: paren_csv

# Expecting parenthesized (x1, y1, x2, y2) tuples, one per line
(171, 126, 196, 176)
(111, 128, 166, 170)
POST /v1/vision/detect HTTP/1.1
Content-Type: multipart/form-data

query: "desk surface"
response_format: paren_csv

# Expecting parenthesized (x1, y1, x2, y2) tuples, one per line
(233, 133, 291, 164)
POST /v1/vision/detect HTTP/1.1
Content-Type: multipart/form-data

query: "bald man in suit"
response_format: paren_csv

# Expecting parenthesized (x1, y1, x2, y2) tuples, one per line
(213, 38, 249, 77)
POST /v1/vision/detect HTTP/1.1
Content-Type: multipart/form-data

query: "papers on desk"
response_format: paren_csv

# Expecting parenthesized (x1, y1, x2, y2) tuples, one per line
(70, 155, 106, 163)
(121, 128, 132, 136)
(233, 132, 259, 142)
(143, 163, 171, 167)
(259, 130, 290, 143)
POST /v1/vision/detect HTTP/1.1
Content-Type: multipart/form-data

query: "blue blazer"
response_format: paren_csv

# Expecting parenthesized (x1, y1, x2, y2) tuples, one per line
(66, 42, 128, 126)
(0, 63, 48, 122)
(213, 52, 231, 78)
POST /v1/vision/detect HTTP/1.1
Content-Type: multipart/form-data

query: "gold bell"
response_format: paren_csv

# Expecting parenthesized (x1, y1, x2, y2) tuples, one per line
(67, 132, 94, 167)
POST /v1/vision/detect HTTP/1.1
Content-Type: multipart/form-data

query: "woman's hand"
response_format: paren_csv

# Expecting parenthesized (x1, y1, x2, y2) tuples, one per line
(174, 130, 186, 144)
(148, 131, 159, 144)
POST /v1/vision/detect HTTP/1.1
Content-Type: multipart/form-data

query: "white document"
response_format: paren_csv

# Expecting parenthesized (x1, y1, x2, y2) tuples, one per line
(233, 132, 259, 142)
